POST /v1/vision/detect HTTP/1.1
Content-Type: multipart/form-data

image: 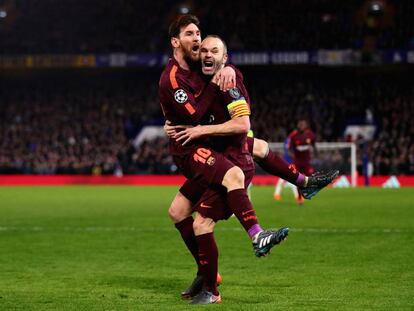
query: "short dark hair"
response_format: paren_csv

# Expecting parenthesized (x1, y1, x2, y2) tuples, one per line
(168, 14, 200, 38)
(204, 34, 228, 55)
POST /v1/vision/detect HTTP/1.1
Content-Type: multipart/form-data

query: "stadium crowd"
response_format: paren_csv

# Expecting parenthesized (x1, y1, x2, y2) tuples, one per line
(1, 0, 413, 176)
(0, 69, 412, 176)
(0, 71, 162, 175)
(0, 0, 413, 53)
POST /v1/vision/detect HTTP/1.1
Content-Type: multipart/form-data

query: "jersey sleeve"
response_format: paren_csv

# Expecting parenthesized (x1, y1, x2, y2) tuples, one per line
(220, 74, 251, 119)
(159, 66, 219, 125)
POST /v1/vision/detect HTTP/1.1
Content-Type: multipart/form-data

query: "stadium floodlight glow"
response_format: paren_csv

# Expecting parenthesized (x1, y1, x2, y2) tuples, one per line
(179, 5, 190, 14)
(369, 1, 384, 13)
(372, 4, 381, 11)
(0, 10, 7, 18)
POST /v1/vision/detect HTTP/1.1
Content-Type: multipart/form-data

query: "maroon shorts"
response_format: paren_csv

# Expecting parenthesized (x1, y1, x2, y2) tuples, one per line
(179, 179, 206, 204)
(178, 141, 255, 205)
(246, 136, 254, 155)
(177, 142, 256, 222)
(173, 146, 236, 189)
(193, 167, 255, 222)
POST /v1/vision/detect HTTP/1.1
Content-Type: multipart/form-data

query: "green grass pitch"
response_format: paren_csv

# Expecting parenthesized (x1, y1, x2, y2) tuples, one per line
(0, 186, 413, 310)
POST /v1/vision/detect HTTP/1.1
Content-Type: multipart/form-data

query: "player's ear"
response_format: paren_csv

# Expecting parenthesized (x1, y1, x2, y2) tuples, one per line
(223, 53, 228, 64)
(171, 37, 180, 48)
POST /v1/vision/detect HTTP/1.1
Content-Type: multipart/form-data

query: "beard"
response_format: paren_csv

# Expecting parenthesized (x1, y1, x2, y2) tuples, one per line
(182, 46, 199, 65)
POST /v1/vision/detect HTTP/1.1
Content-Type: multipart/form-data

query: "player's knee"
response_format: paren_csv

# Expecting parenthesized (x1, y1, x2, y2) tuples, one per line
(222, 166, 245, 190)
(193, 214, 215, 235)
(192, 217, 202, 234)
(168, 192, 193, 223)
(253, 138, 269, 160)
(168, 205, 182, 223)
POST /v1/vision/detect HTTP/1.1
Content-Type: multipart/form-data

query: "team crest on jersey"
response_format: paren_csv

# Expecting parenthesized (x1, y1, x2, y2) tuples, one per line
(229, 87, 241, 99)
(306, 138, 311, 144)
(206, 156, 216, 166)
(174, 89, 188, 104)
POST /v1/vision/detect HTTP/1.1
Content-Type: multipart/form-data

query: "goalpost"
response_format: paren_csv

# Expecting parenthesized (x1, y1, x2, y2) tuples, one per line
(268, 142, 357, 187)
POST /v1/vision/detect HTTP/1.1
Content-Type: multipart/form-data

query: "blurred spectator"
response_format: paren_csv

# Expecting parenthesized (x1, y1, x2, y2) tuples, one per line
(0, 70, 163, 175)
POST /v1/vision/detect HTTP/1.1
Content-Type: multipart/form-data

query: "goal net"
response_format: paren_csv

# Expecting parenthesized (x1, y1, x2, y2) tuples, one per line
(267, 142, 357, 187)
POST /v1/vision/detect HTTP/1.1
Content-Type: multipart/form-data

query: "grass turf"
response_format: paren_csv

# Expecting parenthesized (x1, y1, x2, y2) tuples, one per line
(0, 186, 413, 310)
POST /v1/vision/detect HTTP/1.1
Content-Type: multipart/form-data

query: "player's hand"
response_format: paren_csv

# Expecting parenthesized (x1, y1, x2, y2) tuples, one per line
(214, 66, 236, 91)
(174, 125, 204, 146)
(163, 120, 176, 137)
(164, 121, 192, 138)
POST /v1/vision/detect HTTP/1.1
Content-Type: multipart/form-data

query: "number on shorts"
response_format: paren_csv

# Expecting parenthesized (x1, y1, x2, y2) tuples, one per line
(193, 148, 212, 164)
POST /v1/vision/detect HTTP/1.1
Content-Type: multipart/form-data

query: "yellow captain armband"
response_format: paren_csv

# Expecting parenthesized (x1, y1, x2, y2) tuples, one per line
(227, 98, 251, 119)
(247, 130, 254, 138)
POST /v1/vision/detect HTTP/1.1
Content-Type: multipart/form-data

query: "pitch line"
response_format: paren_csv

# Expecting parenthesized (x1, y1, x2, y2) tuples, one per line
(0, 226, 410, 233)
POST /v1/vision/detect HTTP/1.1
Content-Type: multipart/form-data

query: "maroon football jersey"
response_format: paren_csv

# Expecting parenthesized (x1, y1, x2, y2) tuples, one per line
(202, 68, 254, 172)
(159, 57, 219, 156)
(288, 128, 315, 167)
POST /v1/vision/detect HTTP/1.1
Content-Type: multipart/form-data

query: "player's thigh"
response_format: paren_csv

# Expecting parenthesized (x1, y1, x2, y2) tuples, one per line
(251, 138, 268, 160)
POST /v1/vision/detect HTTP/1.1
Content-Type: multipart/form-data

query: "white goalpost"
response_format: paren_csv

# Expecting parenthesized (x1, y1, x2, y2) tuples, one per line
(268, 142, 357, 187)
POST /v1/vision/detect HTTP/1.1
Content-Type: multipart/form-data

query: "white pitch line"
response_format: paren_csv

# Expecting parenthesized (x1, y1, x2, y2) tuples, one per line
(0, 226, 411, 233)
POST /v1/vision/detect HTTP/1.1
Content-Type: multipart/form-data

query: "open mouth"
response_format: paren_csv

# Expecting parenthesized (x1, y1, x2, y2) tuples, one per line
(203, 60, 214, 69)
(192, 45, 200, 53)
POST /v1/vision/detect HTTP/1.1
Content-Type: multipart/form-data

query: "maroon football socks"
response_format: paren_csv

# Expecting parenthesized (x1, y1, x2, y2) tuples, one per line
(175, 217, 201, 274)
(227, 188, 263, 239)
(196, 233, 219, 296)
(258, 148, 307, 186)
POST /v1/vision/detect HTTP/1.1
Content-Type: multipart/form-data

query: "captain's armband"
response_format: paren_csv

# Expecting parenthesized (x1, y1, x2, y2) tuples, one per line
(227, 98, 250, 119)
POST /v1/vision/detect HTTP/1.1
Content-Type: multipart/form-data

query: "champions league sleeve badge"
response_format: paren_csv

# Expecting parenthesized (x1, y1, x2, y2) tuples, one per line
(174, 89, 188, 104)
(229, 87, 241, 99)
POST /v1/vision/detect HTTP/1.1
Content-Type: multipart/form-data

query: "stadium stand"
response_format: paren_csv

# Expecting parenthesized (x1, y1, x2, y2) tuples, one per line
(0, 68, 412, 175)
(0, 0, 413, 176)
(0, 0, 413, 53)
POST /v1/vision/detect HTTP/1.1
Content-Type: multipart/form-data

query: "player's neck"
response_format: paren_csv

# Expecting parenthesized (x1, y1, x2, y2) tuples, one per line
(173, 50, 190, 70)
